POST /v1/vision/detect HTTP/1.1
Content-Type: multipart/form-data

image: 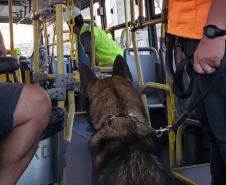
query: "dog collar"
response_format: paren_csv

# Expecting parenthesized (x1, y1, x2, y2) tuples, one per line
(105, 112, 146, 125)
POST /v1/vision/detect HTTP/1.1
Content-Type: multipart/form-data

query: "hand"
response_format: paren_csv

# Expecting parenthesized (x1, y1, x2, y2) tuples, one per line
(194, 36, 225, 74)
(91, 65, 100, 73)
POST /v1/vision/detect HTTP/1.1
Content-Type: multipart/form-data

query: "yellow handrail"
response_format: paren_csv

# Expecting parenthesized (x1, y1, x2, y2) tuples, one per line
(43, 17, 49, 64)
(32, 0, 40, 72)
(90, 0, 96, 66)
(123, 0, 129, 48)
(67, 0, 77, 61)
(138, 0, 144, 19)
(8, 0, 14, 54)
(51, 25, 56, 59)
(130, 0, 151, 126)
(55, 4, 64, 74)
(8, 0, 22, 83)
(55, 4, 65, 110)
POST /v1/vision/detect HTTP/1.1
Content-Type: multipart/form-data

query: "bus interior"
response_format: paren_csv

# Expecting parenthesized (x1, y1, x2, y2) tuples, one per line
(0, 0, 214, 185)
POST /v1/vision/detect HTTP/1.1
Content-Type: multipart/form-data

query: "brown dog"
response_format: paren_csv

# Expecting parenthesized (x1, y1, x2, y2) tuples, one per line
(80, 55, 175, 185)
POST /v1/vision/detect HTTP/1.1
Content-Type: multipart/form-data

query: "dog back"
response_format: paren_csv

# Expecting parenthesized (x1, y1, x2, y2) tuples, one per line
(80, 55, 176, 185)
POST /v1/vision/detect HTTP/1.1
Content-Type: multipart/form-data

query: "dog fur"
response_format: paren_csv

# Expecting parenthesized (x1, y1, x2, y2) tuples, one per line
(80, 55, 175, 185)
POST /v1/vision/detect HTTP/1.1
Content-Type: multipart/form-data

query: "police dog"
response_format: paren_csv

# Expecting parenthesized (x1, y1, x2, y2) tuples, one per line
(80, 56, 175, 185)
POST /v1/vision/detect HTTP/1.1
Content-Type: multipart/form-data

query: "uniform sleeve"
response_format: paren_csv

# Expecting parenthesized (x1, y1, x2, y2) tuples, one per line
(80, 32, 91, 53)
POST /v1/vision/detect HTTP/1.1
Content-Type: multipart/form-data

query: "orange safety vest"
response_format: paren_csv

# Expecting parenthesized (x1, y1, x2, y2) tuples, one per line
(167, 0, 212, 39)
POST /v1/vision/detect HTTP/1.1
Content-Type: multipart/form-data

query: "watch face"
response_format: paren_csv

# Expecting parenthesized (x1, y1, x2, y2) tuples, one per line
(205, 27, 215, 38)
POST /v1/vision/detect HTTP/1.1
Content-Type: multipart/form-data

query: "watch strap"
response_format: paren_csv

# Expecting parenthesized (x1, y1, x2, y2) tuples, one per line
(204, 25, 226, 39)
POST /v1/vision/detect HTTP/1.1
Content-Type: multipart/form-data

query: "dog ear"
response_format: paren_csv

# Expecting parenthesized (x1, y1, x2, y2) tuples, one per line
(112, 55, 133, 81)
(80, 63, 98, 92)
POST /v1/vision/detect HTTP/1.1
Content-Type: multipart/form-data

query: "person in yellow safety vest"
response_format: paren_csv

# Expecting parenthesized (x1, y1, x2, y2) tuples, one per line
(64, 6, 123, 67)
(15, 47, 31, 64)
(168, 1, 226, 184)
(15, 48, 21, 57)
(15, 48, 26, 61)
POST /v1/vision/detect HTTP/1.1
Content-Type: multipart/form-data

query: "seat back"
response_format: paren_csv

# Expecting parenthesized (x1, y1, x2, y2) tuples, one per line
(0, 56, 19, 74)
(50, 56, 73, 74)
(124, 47, 164, 108)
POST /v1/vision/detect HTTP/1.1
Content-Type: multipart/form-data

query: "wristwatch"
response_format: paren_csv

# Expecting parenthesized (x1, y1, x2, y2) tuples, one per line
(203, 25, 226, 39)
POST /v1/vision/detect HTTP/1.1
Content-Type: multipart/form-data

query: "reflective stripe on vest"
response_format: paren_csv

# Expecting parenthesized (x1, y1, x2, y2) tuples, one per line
(80, 23, 123, 67)
(167, 0, 212, 39)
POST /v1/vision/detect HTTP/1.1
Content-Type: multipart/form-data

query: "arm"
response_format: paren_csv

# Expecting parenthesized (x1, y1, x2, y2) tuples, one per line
(86, 51, 92, 65)
(194, 0, 226, 74)
(86, 52, 99, 66)
(0, 31, 7, 56)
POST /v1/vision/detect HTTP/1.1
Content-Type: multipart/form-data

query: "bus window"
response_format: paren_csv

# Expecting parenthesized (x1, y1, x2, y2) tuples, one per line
(105, 0, 146, 27)
(0, 23, 33, 57)
(154, 0, 162, 14)
(47, 23, 71, 57)
(136, 29, 150, 48)
(106, 0, 149, 48)
(156, 23, 161, 49)
(114, 29, 123, 46)
(154, 0, 162, 49)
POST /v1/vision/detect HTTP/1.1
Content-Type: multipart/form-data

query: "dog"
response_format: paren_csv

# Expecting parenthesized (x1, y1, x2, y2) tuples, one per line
(80, 55, 175, 185)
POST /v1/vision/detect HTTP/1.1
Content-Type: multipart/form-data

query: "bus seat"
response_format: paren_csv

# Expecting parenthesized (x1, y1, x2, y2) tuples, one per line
(124, 47, 165, 109)
(0, 56, 19, 74)
(50, 56, 73, 74)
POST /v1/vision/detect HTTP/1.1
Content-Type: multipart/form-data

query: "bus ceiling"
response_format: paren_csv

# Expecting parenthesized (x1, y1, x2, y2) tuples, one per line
(0, 0, 98, 25)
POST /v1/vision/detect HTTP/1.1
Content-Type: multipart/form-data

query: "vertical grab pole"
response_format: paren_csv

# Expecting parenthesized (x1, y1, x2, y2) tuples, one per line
(65, 90, 75, 141)
(55, 4, 64, 74)
(90, 0, 96, 66)
(55, 4, 64, 108)
(8, 0, 14, 54)
(32, 0, 40, 72)
(138, 0, 144, 18)
(159, 0, 176, 168)
(67, 0, 77, 62)
(138, 0, 145, 26)
(8, 0, 22, 82)
(130, 0, 151, 126)
(51, 25, 56, 60)
(123, 0, 129, 48)
(43, 18, 48, 64)
(55, 4, 66, 185)
(65, 0, 76, 142)
(168, 90, 176, 168)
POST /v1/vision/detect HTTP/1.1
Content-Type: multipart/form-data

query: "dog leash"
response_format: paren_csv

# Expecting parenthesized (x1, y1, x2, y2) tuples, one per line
(154, 59, 225, 138)
(172, 56, 194, 99)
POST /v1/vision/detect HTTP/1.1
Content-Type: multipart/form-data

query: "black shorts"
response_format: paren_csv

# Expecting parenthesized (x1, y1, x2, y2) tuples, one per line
(0, 83, 24, 139)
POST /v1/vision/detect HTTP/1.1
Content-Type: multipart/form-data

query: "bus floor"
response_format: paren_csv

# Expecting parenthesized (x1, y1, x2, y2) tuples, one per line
(65, 115, 92, 185)
(152, 108, 213, 185)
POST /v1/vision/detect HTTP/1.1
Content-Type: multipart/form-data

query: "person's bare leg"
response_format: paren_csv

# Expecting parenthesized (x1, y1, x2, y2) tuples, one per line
(0, 85, 51, 185)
